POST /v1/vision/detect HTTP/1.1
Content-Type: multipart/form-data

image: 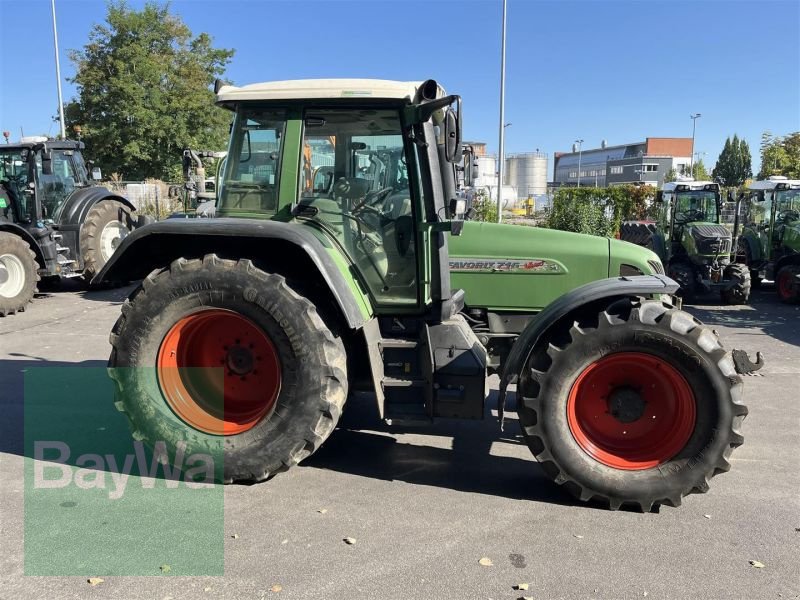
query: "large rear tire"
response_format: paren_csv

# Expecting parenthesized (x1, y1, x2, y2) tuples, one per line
(517, 298, 747, 511)
(107, 254, 348, 483)
(81, 199, 135, 282)
(0, 233, 38, 317)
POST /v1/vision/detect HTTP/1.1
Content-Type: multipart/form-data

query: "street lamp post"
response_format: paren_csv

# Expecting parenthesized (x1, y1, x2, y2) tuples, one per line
(51, 0, 66, 140)
(496, 0, 508, 223)
(575, 139, 584, 188)
(690, 113, 701, 174)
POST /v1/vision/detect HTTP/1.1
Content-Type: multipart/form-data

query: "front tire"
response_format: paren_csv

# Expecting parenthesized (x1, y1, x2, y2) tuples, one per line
(720, 263, 751, 305)
(108, 254, 348, 483)
(0, 233, 38, 316)
(776, 265, 800, 303)
(81, 199, 134, 282)
(517, 298, 747, 510)
(667, 262, 696, 301)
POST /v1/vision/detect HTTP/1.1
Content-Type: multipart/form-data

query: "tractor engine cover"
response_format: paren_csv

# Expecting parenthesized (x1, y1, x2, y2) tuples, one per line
(690, 224, 732, 255)
(426, 315, 488, 420)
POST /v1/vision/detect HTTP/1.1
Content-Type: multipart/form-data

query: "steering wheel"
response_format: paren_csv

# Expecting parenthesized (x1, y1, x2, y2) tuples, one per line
(351, 187, 393, 214)
(678, 208, 704, 222)
(777, 209, 799, 222)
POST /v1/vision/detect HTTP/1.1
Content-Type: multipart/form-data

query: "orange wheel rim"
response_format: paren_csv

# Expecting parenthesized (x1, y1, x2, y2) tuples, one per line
(567, 352, 696, 470)
(157, 309, 281, 435)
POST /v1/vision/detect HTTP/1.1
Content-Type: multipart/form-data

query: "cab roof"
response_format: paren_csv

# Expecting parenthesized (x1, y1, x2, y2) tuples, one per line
(662, 180, 718, 192)
(748, 176, 800, 190)
(0, 139, 83, 151)
(215, 79, 438, 105)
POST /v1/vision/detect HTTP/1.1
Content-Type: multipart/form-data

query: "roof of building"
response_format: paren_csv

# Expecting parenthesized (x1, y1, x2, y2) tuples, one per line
(216, 79, 435, 103)
(748, 176, 800, 190)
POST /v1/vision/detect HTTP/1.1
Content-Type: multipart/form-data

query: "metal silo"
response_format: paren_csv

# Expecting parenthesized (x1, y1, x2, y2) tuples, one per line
(475, 154, 498, 188)
(505, 152, 548, 198)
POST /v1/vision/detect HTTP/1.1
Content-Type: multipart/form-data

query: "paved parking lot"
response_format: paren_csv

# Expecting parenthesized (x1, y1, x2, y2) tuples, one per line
(1, 282, 798, 600)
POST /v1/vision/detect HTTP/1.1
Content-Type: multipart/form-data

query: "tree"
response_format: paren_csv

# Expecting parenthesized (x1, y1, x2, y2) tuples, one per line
(65, 1, 234, 180)
(691, 158, 711, 181)
(664, 167, 678, 183)
(712, 135, 752, 187)
(758, 131, 800, 179)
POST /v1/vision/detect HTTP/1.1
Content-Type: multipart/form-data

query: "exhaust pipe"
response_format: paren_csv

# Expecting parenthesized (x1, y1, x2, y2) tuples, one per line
(415, 79, 440, 103)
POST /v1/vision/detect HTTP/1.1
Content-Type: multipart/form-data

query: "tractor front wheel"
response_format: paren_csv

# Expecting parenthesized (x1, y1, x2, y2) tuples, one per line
(0, 233, 38, 317)
(517, 298, 746, 510)
(81, 199, 135, 282)
(108, 254, 348, 483)
(667, 262, 696, 301)
(720, 263, 751, 305)
(776, 265, 800, 303)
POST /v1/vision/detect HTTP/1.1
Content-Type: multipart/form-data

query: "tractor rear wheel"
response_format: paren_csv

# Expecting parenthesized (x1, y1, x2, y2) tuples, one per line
(81, 199, 134, 282)
(776, 265, 800, 303)
(517, 298, 746, 510)
(107, 254, 348, 483)
(720, 263, 751, 305)
(0, 233, 38, 317)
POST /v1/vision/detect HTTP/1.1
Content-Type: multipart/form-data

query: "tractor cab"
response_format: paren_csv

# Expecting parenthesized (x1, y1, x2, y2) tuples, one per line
(739, 176, 800, 301)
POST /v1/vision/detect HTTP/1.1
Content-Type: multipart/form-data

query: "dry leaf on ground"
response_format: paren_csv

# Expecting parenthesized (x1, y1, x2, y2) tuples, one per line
(87, 578, 104, 586)
(478, 557, 493, 566)
(343, 537, 357, 545)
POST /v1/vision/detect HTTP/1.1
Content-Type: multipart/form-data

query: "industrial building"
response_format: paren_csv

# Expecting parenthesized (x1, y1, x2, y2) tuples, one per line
(552, 138, 693, 189)
(464, 142, 549, 209)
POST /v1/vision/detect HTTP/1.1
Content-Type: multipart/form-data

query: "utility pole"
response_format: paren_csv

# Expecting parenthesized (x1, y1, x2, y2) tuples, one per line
(575, 139, 584, 188)
(496, 0, 507, 223)
(51, 0, 66, 140)
(690, 113, 701, 175)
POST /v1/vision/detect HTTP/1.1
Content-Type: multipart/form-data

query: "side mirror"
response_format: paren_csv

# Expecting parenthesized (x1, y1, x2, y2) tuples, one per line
(443, 102, 462, 164)
(91, 167, 102, 181)
(41, 150, 53, 176)
(727, 190, 735, 203)
(655, 191, 664, 203)
(462, 147, 476, 187)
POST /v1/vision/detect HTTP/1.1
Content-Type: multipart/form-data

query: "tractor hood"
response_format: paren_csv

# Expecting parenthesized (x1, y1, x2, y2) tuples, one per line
(448, 221, 662, 312)
(682, 222, 732, 257)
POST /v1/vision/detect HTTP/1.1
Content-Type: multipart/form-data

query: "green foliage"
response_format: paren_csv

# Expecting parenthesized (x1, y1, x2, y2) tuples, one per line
(545, 186, 656, 236)
(470, 189, 498, 222)
(758, 131, 800, 179)
(691, 159, 711, 181)
(664, 167, 678, 183)
(65, 1, 235, 180)
(712, 135, 752, 186)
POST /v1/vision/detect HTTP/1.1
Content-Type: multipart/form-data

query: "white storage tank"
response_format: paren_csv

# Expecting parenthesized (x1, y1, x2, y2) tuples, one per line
(475, 155, 498, 188)
(505, 152, 548, 198)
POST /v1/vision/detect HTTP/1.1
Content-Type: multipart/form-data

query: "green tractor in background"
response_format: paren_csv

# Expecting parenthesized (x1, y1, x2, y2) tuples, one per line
(97, 78, 758, 511)
(736, 177, 800, 303)
(621, 180, 750, 304)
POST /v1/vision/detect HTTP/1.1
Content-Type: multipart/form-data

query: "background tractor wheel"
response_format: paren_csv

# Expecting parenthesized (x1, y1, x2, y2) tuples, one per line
(736, 239, 761, 288)
(776, 265, 800, 303)
(81, 199, 135, 282)
(108, 254, 348, 483)
(517, 297, 746, 511)
(0, 233, 38, 317)
(720, 263, 751, 305)
(667, 262, 696, 300)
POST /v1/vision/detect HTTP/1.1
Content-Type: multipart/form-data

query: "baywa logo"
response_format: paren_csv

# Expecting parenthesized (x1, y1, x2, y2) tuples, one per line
(33, 440, 216, 500)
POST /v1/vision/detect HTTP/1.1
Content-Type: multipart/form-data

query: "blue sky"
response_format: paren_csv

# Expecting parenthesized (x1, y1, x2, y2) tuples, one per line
(1, 0, 798, 173)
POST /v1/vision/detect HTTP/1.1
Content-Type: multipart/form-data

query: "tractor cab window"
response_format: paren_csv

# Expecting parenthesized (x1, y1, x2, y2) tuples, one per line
(775, 189, 800, 223)
(298, 108, 418, 306)
(673, 191, 719, 223)
(37, 150, 79, 219)
(0, 148, 31, 220)
(744, 191, 772, 229)
(218, 108, 285, 216)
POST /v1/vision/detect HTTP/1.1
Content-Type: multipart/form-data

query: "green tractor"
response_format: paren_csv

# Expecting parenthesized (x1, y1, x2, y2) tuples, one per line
(0, 138, 142, 315)
(621, 180, 750, 304)
(96, 79, 758, 511)
(736, 177, 800, 302)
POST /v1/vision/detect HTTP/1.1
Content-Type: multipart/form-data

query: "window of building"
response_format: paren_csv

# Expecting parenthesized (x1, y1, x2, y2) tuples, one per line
(569, 171, 577, 178)
(610, 165, 623, 174)
(643, 164, 658, 172)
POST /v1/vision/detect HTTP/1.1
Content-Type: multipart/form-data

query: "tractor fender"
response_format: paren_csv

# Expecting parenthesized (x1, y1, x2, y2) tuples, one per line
(738, 232, 761, 263)
(496, 274, 680, 424)
(92, 218, 371, 330)
(774, 251, 800, 274)
(648, 232, 667, 264)
(0, 222, 48, 268)
(56, 186, 136, 228)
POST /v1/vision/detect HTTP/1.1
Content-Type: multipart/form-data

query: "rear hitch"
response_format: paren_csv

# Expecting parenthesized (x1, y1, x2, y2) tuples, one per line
(732, 349, 765, 375)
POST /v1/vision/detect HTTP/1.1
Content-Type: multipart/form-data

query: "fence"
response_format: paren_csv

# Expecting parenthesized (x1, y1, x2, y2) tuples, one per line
(105, 180, 186, 219)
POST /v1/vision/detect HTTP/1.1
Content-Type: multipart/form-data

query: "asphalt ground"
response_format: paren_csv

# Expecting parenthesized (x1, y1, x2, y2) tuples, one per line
(1, 281, 798, 600)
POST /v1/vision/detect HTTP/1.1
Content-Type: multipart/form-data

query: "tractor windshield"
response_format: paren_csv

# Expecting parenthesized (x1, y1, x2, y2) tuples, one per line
(674, 191, 719, 223)
(775, 189, 800, 222)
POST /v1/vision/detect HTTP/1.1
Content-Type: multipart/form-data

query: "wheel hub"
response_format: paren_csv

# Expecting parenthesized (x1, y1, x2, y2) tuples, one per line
(226, 345, 255, 376)
(607, 386, 646, 423)
(0, 253, 26, 298)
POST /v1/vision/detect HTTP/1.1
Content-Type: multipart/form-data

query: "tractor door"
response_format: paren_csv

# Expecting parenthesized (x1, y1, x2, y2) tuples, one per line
(35, 149, 81, 221)
(297, 107, 422, 309)
(742, 191, 774, 261)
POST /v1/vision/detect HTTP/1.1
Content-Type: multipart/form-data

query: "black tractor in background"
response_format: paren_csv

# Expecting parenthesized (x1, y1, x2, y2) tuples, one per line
(0, 137, 144, 316)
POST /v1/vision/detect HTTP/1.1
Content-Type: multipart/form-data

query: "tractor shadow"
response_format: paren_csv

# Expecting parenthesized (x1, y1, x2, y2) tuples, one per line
(305, 389, 596, 510)
(684, 285, 800, 349)
(34, 277, 136, 304)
